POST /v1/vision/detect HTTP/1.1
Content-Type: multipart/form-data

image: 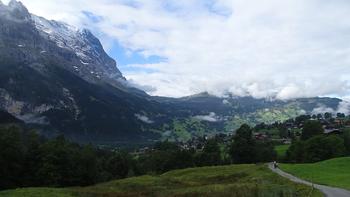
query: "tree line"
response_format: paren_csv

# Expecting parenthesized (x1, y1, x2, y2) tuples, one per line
(0, 125, 133, 190)
(2, 119, 349, 190)
(285, 120, 350, 163)
(0, 123, 276, 190)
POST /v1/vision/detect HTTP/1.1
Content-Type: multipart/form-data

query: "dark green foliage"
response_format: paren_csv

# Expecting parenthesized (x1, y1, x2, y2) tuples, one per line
(195, 139, 221, 166)
(154, 140, 178, 151)
(229, 124, 276, 164)
(22, 131, 42, 187)
(37, 136, 79, 186)
(343, 129, 350, 155)
(104, 153, 129, 179)
(286, 140, 305, 163)
(286, 135, 346, 163)
(301, 120, 324, 140)
(303, 135, 345, 162)
(136, 141, 195, 174)
(75, 145, 99, 185)
(324, 112, 333, 119)
(0, 125, 24, 189)
(0, 125, 132, 190)
(255, 141, 276, 162)
(230, 124, 256, 164)
(295, 115, 311, 125)
(278, 124, 289, 138)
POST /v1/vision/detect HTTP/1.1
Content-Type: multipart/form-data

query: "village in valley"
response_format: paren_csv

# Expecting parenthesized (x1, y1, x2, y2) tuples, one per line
(135, 112, 350, 154)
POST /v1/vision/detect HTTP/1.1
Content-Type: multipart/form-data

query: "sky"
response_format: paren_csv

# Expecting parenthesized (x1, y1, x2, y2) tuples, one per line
(3, 0, 350, 100)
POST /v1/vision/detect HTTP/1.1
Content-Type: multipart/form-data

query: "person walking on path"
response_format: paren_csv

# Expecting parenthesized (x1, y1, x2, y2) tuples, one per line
(273, 161, 278, 169)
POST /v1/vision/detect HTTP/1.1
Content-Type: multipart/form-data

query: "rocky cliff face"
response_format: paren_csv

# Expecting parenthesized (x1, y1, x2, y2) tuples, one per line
(32, 15, 125, 86)
(0, 0, 161, 143)
(0, 0, 125, 87)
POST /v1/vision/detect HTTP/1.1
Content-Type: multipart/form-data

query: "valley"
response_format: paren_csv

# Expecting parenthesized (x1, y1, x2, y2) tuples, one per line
(0, 1, 350, 197)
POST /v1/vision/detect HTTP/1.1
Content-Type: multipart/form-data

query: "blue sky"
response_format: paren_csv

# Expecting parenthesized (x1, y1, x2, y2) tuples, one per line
(81, 10, 164, 72)
(108, 41, 165, 73)
(4, 0, 350, 100)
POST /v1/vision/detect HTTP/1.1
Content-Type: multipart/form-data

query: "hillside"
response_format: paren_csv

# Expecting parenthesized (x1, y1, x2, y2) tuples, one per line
(0, 164, 322, 197)
(280, 157, 350, 190)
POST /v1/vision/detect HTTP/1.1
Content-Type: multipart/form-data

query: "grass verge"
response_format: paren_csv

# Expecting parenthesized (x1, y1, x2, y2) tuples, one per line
(1, 164, 322, 197)
(280, 157, 350, 190)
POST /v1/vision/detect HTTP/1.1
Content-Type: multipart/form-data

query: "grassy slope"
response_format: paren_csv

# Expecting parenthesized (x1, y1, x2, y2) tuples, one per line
(0, 164, 321, 197)
(0, 188, 73, 197)
(280, 157, 350, 190)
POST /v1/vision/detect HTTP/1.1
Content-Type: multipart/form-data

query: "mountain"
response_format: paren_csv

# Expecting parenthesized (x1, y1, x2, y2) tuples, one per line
(0, 110, 22, 124)
(0, 0, 164, 144)
(0, 1, 345, 144)
(155, 93, 343, 141)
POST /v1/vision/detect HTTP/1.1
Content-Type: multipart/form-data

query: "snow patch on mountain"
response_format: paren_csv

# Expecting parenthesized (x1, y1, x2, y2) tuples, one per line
(31, 14, 125, 87)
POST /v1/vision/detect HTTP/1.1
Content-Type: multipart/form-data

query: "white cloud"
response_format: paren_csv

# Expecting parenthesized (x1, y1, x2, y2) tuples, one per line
(312, 101, 350, 115)
(6, 0, 350, 99)
(194, 112, 221, 122)
(337, 101, 350, 115)
(135, 113, 154, 124)
(222, 99, 230, 105)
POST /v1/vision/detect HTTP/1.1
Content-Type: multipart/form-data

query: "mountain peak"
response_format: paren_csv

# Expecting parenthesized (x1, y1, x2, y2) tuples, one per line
(8, 0, 26, 10)
(6, 0, 30, 20)
(31, 14, 125, 86)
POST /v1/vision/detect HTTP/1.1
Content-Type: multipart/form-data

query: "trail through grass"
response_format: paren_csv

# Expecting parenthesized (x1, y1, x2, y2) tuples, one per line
(280, 157, 350, 190)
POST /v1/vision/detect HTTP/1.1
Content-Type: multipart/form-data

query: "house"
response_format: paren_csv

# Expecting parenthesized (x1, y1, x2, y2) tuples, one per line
(254, 133, 268, 140)
(324, 128, 342, 135)
(334, 119, 344, 126)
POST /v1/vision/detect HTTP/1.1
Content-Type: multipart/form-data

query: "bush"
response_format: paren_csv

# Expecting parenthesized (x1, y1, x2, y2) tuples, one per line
(343, 129, 350, 155)
(229, 124, 276, 164)
(301, 120, 324, 140)
(286, 135, 346, 163)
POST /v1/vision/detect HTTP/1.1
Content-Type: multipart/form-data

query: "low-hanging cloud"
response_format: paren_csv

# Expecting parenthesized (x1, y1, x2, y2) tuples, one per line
(312, 101, 350, 115)
(194, 112, 221, 122)
(117, 78, 157, 93)
(135, 113, 154, 124)
(6, 0, 350, 99)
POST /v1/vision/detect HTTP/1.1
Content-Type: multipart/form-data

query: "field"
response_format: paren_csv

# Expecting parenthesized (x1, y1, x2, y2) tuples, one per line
(0, 164, 321, 197)
(280, 157, 350, 190)
(275, 144, 290, 160)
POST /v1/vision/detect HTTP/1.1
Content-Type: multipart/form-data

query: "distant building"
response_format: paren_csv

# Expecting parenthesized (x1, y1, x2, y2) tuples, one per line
(254, 133, 268, 140)
(324, 128, 342, 135)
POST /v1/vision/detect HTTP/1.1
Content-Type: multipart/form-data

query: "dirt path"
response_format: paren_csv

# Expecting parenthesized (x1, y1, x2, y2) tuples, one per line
(268, 163, 350, 197)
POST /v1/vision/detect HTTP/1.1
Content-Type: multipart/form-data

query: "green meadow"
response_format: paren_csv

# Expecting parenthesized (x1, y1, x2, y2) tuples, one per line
(280, 157, 350, 190)
(275, 144, 290, 160)
(0, 164, 321, 197)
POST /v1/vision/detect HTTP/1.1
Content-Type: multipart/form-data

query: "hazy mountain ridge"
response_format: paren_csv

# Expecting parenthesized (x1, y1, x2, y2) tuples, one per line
(156, 94, 343, 141)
